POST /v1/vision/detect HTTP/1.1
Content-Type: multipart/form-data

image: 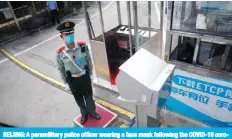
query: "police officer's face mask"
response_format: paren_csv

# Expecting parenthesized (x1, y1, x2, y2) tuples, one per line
(64, 34, 74, 44)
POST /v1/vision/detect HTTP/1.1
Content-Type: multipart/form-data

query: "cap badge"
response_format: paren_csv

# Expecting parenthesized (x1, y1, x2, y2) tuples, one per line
(65, 22, 70, 27)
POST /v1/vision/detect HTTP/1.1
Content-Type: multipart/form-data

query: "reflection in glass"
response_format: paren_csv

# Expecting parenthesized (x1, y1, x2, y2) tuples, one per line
(170, 36, 196, 64)
(120, 1, 160, 29)
(197, 42, 232, 71)
(172, 1, 232, 37)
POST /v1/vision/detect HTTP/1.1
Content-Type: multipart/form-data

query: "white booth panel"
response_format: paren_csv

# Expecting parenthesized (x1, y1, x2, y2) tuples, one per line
(90, 40, 111, 82)
(116, 48, 175, 106)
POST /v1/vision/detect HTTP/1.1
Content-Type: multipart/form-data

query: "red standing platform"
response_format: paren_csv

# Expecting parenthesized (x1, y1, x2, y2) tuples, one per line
(73, 103, 117, 128)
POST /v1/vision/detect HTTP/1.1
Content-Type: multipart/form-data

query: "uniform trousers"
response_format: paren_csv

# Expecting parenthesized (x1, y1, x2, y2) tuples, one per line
(67, 74, 96, 117)
(50, 9, 60, 25)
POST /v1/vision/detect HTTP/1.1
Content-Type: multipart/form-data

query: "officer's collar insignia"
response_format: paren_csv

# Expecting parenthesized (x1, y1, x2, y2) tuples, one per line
(65, 22, 70, 28)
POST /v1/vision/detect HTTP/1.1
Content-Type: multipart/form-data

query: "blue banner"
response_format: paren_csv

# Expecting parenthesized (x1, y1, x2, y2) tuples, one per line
(173, 75, 232, 100)
(0, 128, 232, 139)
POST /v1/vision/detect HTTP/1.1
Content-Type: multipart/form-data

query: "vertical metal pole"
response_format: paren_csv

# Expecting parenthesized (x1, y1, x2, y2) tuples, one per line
(64, 1, 68, 13)
(180, 1, 186, 28)
(148, 1, 151, 38)
(192, 39, 200, 64)
(7, 1, 21, 31)
(117, 1, 122, 26)
(98, 1, 106, 43)
(82, 1, 92, 40)
(135, 105, 139, 127)
(127, 2, 133, 57)
(160, 2, 164, 30)
(223, 46, 231, 70)
(160, 1, 164, 58)
(164, 2, 173, 61)
(87, 12, 95, 39)
(31, 2, 37, 14)
(133, 2, 139, 52)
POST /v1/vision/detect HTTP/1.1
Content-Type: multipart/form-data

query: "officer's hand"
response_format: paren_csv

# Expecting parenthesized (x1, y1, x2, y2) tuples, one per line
(65, 83, 70, 91)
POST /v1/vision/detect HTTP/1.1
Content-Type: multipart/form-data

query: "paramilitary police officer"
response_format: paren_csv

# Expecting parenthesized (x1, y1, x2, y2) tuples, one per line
(56, 21, 101, 124)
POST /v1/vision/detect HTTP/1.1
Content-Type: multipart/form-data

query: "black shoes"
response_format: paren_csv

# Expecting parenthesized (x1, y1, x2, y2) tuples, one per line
(80, 113, 101, 125)
(81, 115, 88, 125)
(90, 112, 101, 120)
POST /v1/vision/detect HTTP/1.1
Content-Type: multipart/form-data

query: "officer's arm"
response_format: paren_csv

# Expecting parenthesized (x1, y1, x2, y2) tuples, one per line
(85, 45, 93, 75)
(56, 54, 66, 83)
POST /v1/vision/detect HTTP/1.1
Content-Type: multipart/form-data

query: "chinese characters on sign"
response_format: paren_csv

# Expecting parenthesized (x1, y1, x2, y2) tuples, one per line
(216, 100, 232, 112)
(173, 75, 232, 100)
(163, 85, 210, 105)
(162, 74, 232, 112)
(160, 69, 232, 127)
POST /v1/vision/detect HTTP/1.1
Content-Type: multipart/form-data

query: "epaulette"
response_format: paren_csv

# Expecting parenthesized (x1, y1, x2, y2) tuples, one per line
(56, 46, 65, 53)
(77, 41, 87, 53)
(77, 41, 86, 46)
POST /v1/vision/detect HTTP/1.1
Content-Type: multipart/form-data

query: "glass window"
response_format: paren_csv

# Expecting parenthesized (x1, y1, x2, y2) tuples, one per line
(120, 1, 160, 29)
(170, 36, 196, 64)
(151, 1, 161, 29)
(225, 49, 232, 72)
(137, 1, 149, 28)
(137, 1, 161, 29)
(197, 41, 232, 72)
(172, 1, 232, 37)
(0, 1, 8, 9)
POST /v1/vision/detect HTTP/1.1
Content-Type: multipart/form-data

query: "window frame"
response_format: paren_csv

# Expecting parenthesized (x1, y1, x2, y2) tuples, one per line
(168, 31, 232, 73)
(165, 2, 232, 78)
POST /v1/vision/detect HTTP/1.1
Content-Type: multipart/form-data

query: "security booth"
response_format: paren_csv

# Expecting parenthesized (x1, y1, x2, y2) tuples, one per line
(163, 1, 232, 127)
(83, 1, 232, 127)
(82, 1, 162, 90)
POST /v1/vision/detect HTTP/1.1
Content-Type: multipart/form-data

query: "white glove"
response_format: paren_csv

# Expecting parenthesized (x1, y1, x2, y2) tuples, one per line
(65, 83, 70, 91)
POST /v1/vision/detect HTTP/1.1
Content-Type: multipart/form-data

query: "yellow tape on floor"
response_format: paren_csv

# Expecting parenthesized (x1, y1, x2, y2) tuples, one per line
(0, 49, 65, 88)
(0, 49, 135, 121)
(96, 98, 135, 120)
(160, 123, 168, 127)
(120, 124, 128, 128)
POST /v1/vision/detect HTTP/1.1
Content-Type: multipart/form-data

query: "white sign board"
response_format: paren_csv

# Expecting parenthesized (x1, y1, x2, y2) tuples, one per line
(159, 69, 232, 127)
